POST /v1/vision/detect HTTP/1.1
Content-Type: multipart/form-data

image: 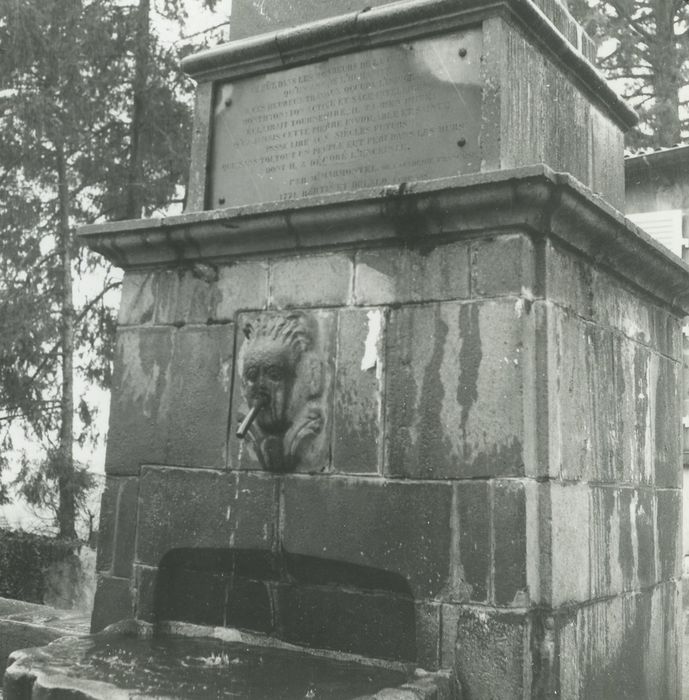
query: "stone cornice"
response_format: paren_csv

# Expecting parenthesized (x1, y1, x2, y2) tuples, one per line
(180, 0, 637, 131)
(78, 166, 689, 314)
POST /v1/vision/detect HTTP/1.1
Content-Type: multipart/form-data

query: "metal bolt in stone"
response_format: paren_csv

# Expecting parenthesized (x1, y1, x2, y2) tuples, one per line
(458, 47, 467, 57)
(457, 138, 466, 147)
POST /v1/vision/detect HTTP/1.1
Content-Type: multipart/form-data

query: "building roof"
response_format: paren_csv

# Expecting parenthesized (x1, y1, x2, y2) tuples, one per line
(625, 144, 689, 177)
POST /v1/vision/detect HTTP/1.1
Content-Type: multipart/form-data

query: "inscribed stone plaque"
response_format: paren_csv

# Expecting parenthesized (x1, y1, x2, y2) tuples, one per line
(210, 29, 482, 208)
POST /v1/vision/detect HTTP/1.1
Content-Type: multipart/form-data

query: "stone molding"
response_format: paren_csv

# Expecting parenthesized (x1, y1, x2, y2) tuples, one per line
(180, 0, 636, 130)
(78, 166, 689, 314)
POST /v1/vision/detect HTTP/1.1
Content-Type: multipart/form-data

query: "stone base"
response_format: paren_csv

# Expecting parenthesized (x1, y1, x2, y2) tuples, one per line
(3, 621, 455, 700)
(0, 597, 89, 678)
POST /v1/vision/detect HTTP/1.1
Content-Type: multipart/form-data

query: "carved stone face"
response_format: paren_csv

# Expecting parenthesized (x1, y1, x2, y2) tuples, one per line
(241, 339, 297, 434)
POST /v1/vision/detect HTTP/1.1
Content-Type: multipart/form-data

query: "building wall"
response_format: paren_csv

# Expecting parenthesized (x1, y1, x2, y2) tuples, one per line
(626, 152, 689, 582)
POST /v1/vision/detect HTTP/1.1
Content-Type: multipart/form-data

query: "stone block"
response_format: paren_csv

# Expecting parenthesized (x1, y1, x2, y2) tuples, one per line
(444, 605, 530, 700)
(470, 234, 535, 298)
(96, 476, 139, 578)
(589, 326, 622, 483)
(282, 476, 453, 599)
(354, 241, 470, 306)
(385, 300, 529, 479)
(213, 261, 269, 321)
(278, 584, 417, 662)
(614, 336, 652, 484)
(229, 309, 336, 473)
(415, 602, 441, 671)
(270, 254, 352, 308)
(136, 467, 278, 566)
(454, 481, 490, 603)
(657, 489, 682, 581)
(105, 325, 234, 474)
(544, 241, 593, 318)
(172, 267, 218, 324)
(133, 565, 156, 623)
(113, 479, 140, 578)
(570, 589, 678, 700)
(163, 325, 235, 468)
(90, 575, 133, 632)
(117, 271, 155, 326)
(591, 271, 653, 348)
(105, 327, 173, 474)
(493, 480, 527, 605)
(649, 299, 681, 361)
(547, 308, 596, 482)
(549, 482, 590, 606)
(332, 308, 385, 474)
(653, 356, 681, 488)
(590, 487, 623, 598)
(643, 581, 681, 699)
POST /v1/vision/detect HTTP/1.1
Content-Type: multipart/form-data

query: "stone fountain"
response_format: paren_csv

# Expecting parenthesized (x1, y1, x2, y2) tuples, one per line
(5, 0, 689, 697)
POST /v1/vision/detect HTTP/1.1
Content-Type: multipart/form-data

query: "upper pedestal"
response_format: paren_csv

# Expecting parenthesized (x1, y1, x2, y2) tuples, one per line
(181, 0, 635, 213)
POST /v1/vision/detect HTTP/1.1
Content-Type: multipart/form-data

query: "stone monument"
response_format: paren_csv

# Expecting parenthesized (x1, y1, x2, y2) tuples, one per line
(5, 0, 689, 697)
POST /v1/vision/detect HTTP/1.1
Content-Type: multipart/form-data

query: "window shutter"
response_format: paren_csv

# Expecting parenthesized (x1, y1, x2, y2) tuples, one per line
(627, 209, 684, 258)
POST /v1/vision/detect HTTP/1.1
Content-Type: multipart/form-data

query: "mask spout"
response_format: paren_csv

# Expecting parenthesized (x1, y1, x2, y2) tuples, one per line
(236, 404, 262, 439)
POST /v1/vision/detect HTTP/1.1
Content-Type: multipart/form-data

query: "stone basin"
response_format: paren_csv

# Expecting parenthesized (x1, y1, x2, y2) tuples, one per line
(3, 621, 452, 699)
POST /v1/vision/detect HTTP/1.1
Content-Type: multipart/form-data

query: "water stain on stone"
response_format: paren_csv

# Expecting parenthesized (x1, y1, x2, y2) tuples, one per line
(457, 304, 482, 456)
(416, 308, 449, 476)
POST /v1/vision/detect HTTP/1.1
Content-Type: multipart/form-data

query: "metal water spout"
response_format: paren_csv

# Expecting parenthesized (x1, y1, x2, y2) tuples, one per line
(236, 402, 262, 439)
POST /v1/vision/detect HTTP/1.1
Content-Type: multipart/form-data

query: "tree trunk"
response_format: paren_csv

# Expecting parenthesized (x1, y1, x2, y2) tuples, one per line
(56, 141, 76, 541)
(650, 0, 682, 146)
(126, 0, 150, 219)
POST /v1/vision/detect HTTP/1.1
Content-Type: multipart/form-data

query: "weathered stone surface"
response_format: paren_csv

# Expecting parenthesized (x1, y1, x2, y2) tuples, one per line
(164, 326, 234, 467)
(95, 476, 139, 578)
(105, 327, 172, 473)
(332, 308, 385, 474)
(561, 585, 680, 699)
(105, 325, 234, 473)
(444, 606, 529, 700)
(213, 261, 269, 321)
(229, 309, 336, 473)
(90, 575, 133, 632)
(385, 300, 529, 479)
(0, 598, 89, 677)
(614, 336, 652, 485)
(653, 356, 682, 488)
(117, 271, 155, 326)
(657, 489, 682, 581)
(549, 482, 590, 606)
(279, 585, 417, 661)
(470, 234, 535, 298)
(493, 480, 527, 605)
(454, 481, 490, 603)
(547, 308, 596, 482)
(544, 241, 594, 318)
(270, 254, 352, 308)
(282, 476, 453, 599)
(136, 467, 278, 566)
(354, 242, 470, 306)
(590, 487, 623, 598)
(415, 602, 441, 670)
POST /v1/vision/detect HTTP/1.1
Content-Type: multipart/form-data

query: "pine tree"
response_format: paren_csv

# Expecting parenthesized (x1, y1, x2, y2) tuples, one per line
(568, 0, 689, 148)
(0, 0, 199, 538)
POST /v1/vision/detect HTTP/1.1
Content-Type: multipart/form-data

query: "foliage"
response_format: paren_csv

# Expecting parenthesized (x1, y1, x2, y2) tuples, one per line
(568, 0, 689, 148)
(0, 528, 79, 603)
(0, 0, 221, 536)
